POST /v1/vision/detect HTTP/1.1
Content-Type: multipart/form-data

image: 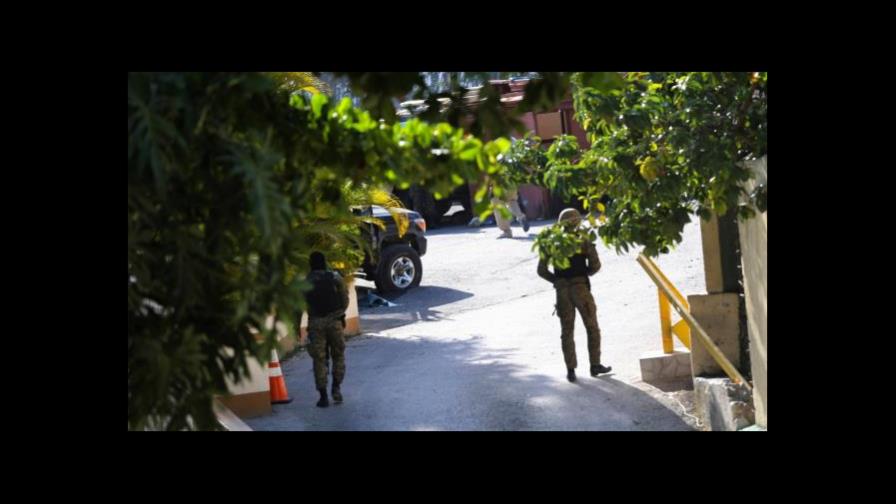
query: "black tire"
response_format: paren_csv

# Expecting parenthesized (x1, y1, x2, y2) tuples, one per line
(375, 244, 423, 293)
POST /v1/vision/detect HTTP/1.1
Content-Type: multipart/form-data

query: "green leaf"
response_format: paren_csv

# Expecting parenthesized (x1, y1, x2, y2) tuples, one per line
(311, 93, 328, 119)
(417, 126, 432, 148)
(492, 137, 511, 154)
(475, 152, 486, 171)
(458, 141, 480, 161)
(473, 198, 492, 220)
(337, 97, 353, 115)
(474, 182, 489, 202)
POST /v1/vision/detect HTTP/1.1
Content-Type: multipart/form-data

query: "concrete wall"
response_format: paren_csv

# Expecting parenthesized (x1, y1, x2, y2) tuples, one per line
(535, 111, 563, 139)
(738, 156, 767, 428)
(519, 111, 537, 132)
(518, 185, 552, 220)
(562, 106, 589, 147)
(213, 398, 253, 431)
(218, 347, 271, 418)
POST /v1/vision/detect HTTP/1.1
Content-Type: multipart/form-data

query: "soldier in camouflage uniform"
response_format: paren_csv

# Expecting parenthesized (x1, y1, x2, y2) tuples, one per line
(537, 208, 612, 382)
(305, 252, 350, 407)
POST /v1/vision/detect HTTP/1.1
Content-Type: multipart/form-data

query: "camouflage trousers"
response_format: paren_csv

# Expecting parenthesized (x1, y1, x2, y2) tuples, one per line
(554, 277, 602, 369)
(307, 314, 346, 390)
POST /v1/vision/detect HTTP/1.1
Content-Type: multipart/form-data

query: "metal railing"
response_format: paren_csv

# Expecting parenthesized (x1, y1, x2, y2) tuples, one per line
(651, 258, 692, 353)
(637, 254, 751, 390)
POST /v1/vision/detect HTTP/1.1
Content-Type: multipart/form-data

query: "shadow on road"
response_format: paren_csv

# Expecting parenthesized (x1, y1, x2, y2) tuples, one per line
(357, 284, 473, 305)
(357, 285, 475, 333)
(247, 334, 694, 431)
(424, 219, 553, 238)
(423, 225, 488, 237)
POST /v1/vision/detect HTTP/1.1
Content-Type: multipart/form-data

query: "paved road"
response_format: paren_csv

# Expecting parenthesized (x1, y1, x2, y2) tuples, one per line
(246, 215, 706, 430)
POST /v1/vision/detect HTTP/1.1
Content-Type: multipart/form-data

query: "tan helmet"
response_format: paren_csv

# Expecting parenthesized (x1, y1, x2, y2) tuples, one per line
(558, 208, 582, 226)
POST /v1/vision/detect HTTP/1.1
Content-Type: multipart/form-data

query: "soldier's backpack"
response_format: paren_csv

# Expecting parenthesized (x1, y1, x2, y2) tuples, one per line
(307, 271, 344, 317)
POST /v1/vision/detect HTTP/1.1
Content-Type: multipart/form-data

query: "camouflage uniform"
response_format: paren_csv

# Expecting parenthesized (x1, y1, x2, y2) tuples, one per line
(537, 211, 603, 370)
(305, 270, 349, 391)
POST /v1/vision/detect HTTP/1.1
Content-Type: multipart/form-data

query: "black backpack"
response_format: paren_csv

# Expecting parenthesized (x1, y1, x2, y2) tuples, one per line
(307, 271, 344, 317)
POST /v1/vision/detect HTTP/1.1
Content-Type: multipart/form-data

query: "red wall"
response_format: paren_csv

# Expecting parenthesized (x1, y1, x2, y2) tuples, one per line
(465, 83, 588, 220)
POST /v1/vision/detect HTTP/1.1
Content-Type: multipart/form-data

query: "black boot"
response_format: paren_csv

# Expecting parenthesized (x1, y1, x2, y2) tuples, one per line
(331, 382, 343, 404)
(590, 364, 612, 376)
(567, 368, 577, 382)
(316, 388, 329, 408)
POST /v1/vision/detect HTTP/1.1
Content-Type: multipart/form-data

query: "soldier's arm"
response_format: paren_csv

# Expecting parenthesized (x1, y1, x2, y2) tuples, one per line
(537, 258, 556, 284)
(586, 242, 602, 276)
(334, 272, 350, 311)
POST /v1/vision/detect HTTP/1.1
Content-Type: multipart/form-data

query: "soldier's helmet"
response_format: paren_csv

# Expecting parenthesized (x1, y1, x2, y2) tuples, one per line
(558, 208, 582, 227)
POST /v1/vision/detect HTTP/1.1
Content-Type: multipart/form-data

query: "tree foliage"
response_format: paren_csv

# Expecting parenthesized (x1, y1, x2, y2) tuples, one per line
(532, 222, 599, 271)
(128, 72, 512, 429)
(542, 72, 767, 257)
(499, 133, 549, 187)
(331, 72, 571, 139)
(128, 71, 767, 429)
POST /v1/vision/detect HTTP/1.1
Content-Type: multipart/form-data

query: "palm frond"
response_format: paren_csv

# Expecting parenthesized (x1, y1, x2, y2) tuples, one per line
(267, 72, 332, 95)
(343, 183, 409, 237)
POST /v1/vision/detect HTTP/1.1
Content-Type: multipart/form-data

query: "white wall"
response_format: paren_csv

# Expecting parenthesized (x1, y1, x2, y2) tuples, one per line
(738, 155, 767, 428)
(222, 347, 269, 396)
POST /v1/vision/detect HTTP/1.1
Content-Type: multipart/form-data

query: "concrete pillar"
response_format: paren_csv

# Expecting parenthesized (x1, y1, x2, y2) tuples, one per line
(688, 293, 741, 377)
(345, 277, 361, 336)
(700, 212, 742, 294)
(693, 203, 750, 415)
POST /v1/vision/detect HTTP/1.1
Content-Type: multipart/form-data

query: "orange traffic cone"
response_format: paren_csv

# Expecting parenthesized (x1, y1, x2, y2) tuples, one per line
(269, 349, 292, 404)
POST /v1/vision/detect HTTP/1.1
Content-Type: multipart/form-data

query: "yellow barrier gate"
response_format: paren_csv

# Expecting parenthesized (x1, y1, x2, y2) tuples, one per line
(653, 260, 692, 354)
(637, 254, 751, 390)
